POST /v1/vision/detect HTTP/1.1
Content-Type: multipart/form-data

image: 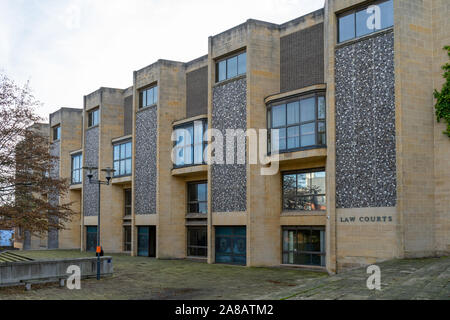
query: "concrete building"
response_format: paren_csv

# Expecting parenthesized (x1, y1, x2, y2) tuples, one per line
(16, 0, 450, 273)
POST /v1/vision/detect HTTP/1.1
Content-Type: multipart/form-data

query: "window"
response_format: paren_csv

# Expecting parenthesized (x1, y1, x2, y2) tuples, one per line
(173, 120, 207, 167)
(216, 52, 246, 82)
(123, 226, 132, 252)
(282, 227, 325, 267)
(124, 189, 132, 216)
(188, 182, 207, 214)
(113, 141, 132, 176)
(283, 169, 326, 211)
(215, 227, 246, 265)
(338, 0, 394, 43)
(53, 126, 61, 141)
(268, 93, 326, 153)
(139, 85, 158, 109)
(88, 109, 99, 127)
(71, 153, 82, 184)
(187, 227, 207, 258)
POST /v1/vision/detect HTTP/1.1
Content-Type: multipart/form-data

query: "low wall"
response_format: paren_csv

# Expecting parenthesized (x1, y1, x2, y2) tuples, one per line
(0, 256, 113, 286)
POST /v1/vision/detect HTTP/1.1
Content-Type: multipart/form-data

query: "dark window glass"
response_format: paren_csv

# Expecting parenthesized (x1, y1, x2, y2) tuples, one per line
(215, 227, 246, 265)
(187, 227, 207, 257)
(123, 226, 131, 252)
(282, 170, 326, 211)
(338, 0, 394, 43)
(139, 86, 158, 109)
(216, 52, 246, 82)
(53, 126, 61, 141)
(173, 120, 207, 167)
(188, 182, 207, 214)
(124, 189, 132, 216)
(268, 94, 326, 153)
(282, 227, 325, 267)
(88, 109, 99, 127)
(113, 141, 132, 176)
(71, 154, 82, 184)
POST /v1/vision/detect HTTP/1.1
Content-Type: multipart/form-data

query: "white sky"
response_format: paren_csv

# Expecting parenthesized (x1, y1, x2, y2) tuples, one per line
(0, 0, 325, 120)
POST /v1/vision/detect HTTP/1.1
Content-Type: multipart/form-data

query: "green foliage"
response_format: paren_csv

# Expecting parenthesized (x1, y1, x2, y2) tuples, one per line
(434, 46, 450, 137)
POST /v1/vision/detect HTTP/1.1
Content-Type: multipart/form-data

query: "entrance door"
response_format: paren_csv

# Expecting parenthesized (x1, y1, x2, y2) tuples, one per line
(215, 226, 247, 265)
(86, 226, 97, 252)
(137, 226, 156, 257)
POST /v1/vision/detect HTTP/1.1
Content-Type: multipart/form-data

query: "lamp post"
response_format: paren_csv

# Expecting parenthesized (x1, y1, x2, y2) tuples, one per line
(83, 166, 115, 280)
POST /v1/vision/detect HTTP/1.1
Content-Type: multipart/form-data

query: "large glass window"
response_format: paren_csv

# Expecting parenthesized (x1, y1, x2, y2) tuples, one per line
(216, 52, 246, 82)
(53, 126, 61, 141)
(88, 109, 99, 127)
(268, 93, 326, 153)
(123, 226, 131, 252)
(173, 120, 207, 167)
(124, 189, 132, 216)
(215, 227, 246, 265)
(187, 227, 207, 258)
(113, 141, 132, 176)
(338, 0, 394, 43)
(71, 153, 82, 184)
(139, 85, 158, 109)
(283, 169, 326, 211)
(188, 182, 207, 214)
(282, 227, 325, 267)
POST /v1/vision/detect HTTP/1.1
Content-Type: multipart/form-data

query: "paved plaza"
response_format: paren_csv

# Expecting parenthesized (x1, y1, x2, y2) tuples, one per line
(0, 250, 448, 300)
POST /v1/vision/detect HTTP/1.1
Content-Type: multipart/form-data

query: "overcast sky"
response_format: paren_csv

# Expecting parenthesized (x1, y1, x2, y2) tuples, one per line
(0, 0, 325, 120)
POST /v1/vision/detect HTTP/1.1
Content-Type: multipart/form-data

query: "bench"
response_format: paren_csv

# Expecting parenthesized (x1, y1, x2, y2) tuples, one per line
(20, 275, 69, 291)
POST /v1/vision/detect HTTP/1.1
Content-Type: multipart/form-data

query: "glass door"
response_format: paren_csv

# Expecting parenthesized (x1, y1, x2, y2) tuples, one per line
(137, 226, 156, 257)
(86, 226, 97, 252)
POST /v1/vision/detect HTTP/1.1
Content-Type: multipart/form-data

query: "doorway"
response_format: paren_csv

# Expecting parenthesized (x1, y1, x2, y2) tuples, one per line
(137, 226, 156, 257)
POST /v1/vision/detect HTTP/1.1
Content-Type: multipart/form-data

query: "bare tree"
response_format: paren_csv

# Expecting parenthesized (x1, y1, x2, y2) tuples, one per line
(0, 73, 74, 236)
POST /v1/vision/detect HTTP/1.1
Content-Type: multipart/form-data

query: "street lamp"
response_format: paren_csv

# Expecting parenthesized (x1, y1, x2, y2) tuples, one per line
(83, 166, 115, 280)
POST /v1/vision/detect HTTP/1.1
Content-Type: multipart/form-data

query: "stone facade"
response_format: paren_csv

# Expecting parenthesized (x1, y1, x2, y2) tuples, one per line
(211, 78, 247, 213)
(48, 141, 60, 249)
(335, 31, 396, 209)
(134, 106, 157, 215)
(17, 0, 449, 273)
(83, 127, 99, 217)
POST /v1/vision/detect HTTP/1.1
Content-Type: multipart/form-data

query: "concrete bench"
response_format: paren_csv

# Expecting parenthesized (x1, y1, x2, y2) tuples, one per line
(21, 275, 69, 291)
(0, 256, 113, 290)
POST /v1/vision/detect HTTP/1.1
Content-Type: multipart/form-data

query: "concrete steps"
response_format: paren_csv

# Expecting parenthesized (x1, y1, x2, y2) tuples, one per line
(0, 251, 34, 263)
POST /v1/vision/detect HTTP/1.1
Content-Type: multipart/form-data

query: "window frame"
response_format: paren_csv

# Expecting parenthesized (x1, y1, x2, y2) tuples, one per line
(124, 189, 132, 217)
(123, 226, 132, 252)
(187, 181, 208, 215)
(282, 168, 327, 212)
(337, 0, 394, 44)
(215, 51, 247, 83)
(52, 126, 61, 141)
(267, 91, 326, 154)
(88, 109, 99, 128)
(187, 226, 208, 258)
(71, 153, 83, 185)
(173, 119, 208, 169)
(139, 85, 158, 109)
(281, 226, 326, 267)
(113, 140, 132, 177)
